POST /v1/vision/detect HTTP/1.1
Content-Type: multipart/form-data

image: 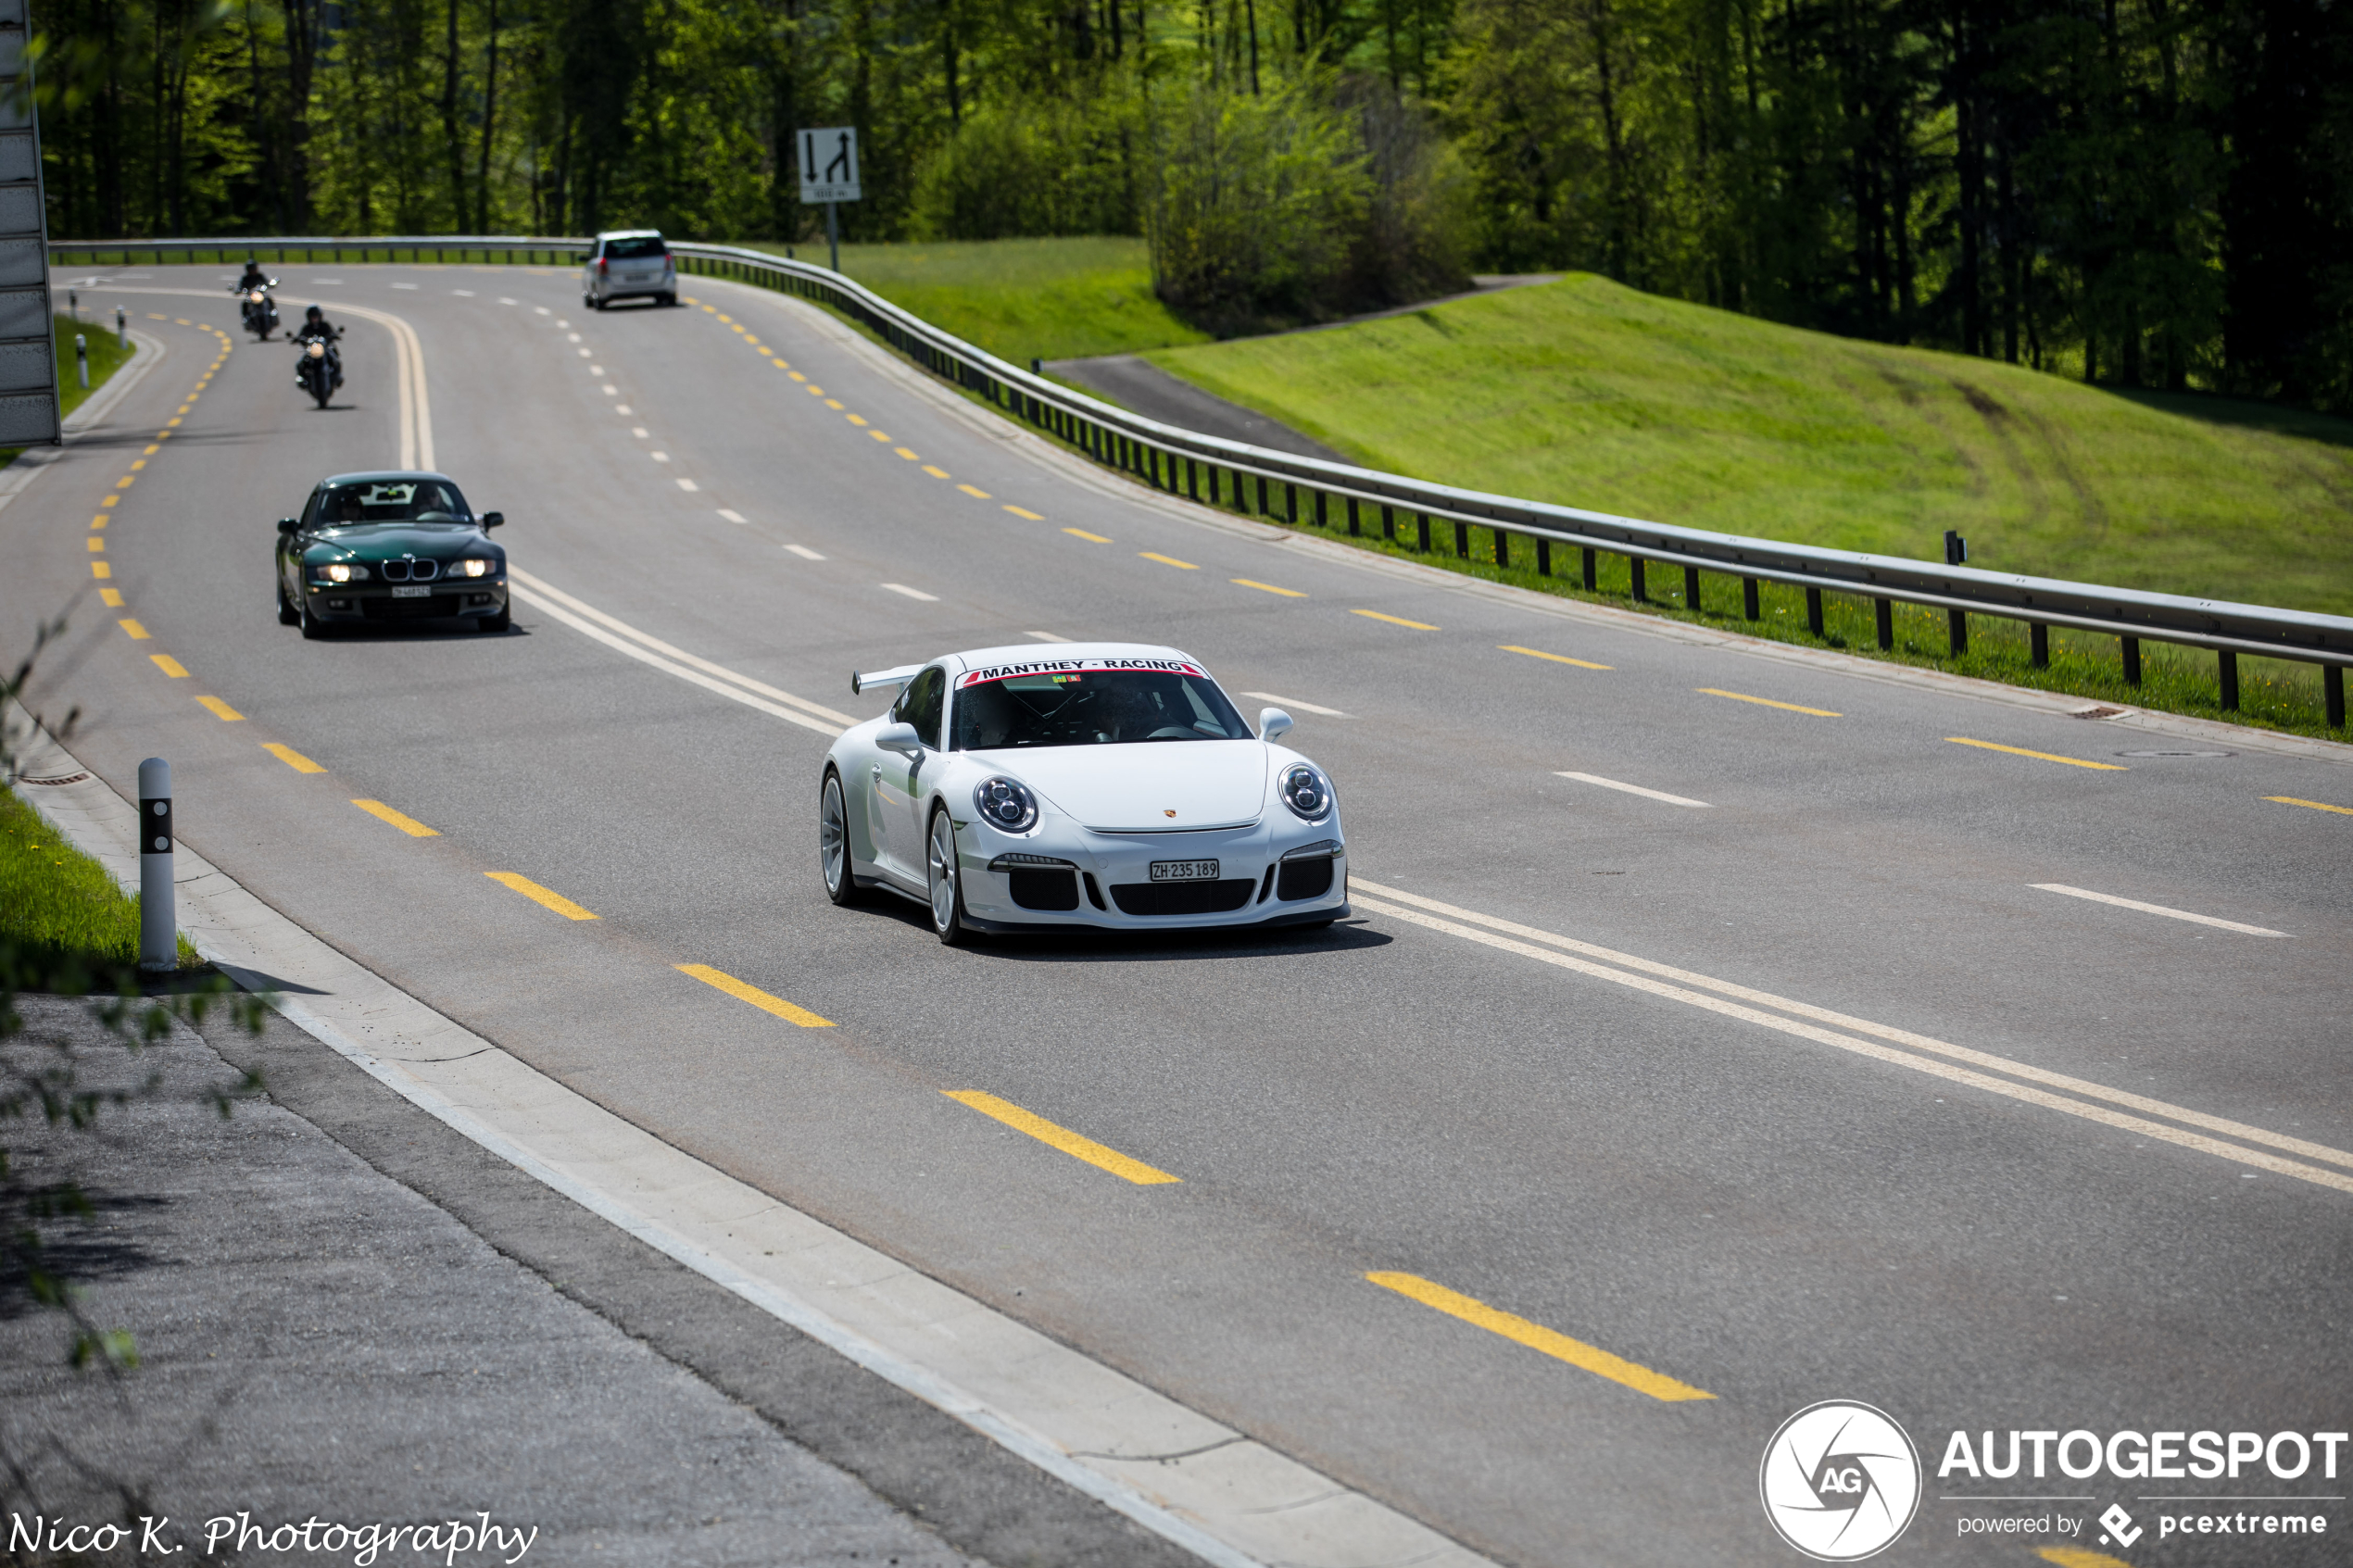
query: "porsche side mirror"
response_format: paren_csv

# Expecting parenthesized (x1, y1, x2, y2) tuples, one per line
(1259, 708, 1293, 743)
(481, 511, 504, 529)
(875, 721, 923, 757)
(277, 517, 299, 535)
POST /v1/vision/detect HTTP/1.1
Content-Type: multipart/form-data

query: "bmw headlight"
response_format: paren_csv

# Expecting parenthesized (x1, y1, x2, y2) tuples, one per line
(452, 558, 492, 578)
(314, 561, 369, 583)
(1278, 764, 1331, 821)
(972, 776, 1038, 832)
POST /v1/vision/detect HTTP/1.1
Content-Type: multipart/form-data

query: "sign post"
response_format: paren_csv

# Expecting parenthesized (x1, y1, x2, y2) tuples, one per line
(797, 126, 862, 273)
(0, 0, 60, 446)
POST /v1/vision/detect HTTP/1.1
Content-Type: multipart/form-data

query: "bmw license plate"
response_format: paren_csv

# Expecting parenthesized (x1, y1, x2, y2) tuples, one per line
(390, 584, 431, 598)
(1150, 859, 1219, 883)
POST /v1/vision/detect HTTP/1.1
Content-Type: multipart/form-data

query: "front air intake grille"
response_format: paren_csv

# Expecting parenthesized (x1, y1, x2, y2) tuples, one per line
(1277, 857, 1335, 902)
(1008, 869, 1079, 911)
(1110, 878, 1256, 916)
(380, 558, 440, 582)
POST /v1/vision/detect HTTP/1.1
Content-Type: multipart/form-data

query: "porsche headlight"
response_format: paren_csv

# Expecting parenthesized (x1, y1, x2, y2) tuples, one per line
(972, 776, 1038, 832)
(314, 561, 369, 583)
(452, 558, 492, 578)
(1277, 764, 1331, 821)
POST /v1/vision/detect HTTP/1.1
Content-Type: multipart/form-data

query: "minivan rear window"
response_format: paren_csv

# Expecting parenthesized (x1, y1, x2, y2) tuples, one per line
(603, 236, 666, 260)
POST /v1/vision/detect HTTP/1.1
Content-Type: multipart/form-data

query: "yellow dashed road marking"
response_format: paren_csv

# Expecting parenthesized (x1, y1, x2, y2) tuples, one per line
(942, 1091, 1181, 1185)
(1140, 551, 1199, 570)
(1353, 608, 1438, 630)
(2266, 796, 2351, 816)
(149, 654, 187, 677)
(1503, 645, 1612, 671)
(1698, 687, 1842, 718)
(195, 696, 245, 721)
(264, 743, 325, 773)
(352, 798, 439, 837)
(674, 963, 834, 1027)
(1233, 578, 1304, 597)
(957, 483, 991, 499)
(1005, 507, 1044, 521)
(1946, 736, 2125, 771)
(485, 872, 599, 921)
(118, 618, 147, 638)
(1367, 1273, 1715, 1401)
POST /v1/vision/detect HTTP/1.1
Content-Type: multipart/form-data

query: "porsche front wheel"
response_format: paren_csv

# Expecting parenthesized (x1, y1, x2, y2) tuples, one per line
(926, 805, 968, 945)
(820, 771, 862, 907)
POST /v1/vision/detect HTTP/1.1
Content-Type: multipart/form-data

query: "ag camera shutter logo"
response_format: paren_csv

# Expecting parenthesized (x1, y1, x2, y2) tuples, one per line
(1760, 1400, 1923, 1560)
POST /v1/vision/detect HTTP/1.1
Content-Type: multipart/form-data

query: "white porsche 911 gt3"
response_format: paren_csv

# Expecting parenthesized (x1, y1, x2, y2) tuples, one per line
(818, 642, 1348, 942)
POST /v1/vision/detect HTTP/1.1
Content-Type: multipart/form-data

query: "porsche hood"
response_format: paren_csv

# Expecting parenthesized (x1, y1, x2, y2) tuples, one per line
(979, 741, 1270, 832)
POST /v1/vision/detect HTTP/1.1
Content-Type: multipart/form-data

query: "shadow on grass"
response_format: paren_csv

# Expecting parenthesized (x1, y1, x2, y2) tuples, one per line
(2103, 385, 2353, 449)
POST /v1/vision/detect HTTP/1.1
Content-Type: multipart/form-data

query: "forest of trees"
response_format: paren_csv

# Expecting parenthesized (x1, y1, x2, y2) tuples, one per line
(24, 0, 2353, 408)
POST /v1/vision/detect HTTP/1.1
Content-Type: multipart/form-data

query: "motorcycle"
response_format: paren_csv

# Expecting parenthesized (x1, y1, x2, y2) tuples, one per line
(294, 329, 343, 409)
(236, 279, 280, 340)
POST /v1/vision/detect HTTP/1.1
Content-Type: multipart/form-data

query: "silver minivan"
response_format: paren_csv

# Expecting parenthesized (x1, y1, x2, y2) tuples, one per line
(583, 230, 676, 309)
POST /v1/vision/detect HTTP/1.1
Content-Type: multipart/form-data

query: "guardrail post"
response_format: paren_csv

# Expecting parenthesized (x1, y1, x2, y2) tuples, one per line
(1256, 475, 1269, 516)
(1683, 565, 1701, 613)
(1875, 598, 1894, 648)
(1208, 467, 1220, 505)
(1494, 529, 1509, 570)
(1536, 538, 1550, 576)
(2121, 636, 2142, 685)
(1416, 513, 1431, 552)
(1947, 608, 1969, 656)
(2326, 665, 2345, 729)
(1286, 484, 1298, 525)
(2218, 650, 2239, 710)
(1381, 506, 1395, 541)
(1630, 558, 1647, 602)
(1453, 519, 1469, 558)
(1347, 496, 1360, 536)
(1743, 577, 1759, 620)
(1189, 460, 1200, 502)
(1315, 491, 1327, 528)
(1581, 547, 1597, 590)
(2031, 623, 2049, 668)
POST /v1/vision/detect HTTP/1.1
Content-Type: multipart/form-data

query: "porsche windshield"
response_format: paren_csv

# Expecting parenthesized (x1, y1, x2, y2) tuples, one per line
(315, 481, 472, 526)
(951, 670, 1252, 749)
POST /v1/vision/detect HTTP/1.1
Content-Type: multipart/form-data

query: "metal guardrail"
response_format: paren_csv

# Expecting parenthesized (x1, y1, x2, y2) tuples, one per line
(51, 233, 2353, 728)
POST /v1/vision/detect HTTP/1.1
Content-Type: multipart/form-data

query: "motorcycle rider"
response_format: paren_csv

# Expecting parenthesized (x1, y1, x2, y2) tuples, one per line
(293, 304, 344, 393)
(235, 258, 279, 337)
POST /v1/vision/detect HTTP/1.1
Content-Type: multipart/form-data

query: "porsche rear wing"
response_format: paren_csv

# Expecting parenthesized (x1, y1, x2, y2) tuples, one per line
(850, 663, 924, 696)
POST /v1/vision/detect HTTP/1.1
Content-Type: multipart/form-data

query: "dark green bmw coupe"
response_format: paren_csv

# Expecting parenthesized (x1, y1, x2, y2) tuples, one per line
(275, 471, 509, 639)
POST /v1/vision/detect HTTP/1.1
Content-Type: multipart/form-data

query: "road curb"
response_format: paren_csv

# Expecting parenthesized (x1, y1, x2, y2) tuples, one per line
(0, 325, 168, 517)
(6, 702, 1495, 1568)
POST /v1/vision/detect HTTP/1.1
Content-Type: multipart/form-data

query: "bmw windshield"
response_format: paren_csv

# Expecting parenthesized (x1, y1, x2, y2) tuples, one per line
(311, 480, 472, 526)
(951, 666, 1251, 750)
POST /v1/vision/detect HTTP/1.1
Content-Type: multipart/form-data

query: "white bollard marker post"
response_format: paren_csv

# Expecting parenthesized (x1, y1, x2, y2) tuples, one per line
(75, 332, 88, 390)
(138, 757, 174, 972)
(115, 306, 127, 352)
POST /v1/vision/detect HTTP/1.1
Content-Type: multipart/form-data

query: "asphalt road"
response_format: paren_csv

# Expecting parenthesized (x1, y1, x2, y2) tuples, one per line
(12, 263, 2351, 1568)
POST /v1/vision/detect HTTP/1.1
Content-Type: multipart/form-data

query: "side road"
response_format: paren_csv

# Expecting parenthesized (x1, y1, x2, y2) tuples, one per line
(2, 995, 990, 1568)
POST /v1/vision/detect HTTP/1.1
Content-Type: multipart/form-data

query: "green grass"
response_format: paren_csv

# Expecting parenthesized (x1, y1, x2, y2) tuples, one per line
(1145, 272, 2353, 616)
(57, 310, 132, 420)
(2, 788, 200, 975)
(739, 235, 1208, 369)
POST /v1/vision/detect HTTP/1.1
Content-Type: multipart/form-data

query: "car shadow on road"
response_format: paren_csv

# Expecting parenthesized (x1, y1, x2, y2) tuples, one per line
(849, 896, 1392, 961)
(298, 621, 530, 642)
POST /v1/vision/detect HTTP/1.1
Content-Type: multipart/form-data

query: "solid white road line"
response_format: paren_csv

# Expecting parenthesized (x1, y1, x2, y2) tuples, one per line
(881, 583, 939, 601)
(1556, 771, 1711, 809)
(1346, 879, 2353, 1188)
(2031, 883, 2290, 937)
(507, 567, 857, 734)
(10, 719, 1490, 1568)
(1241, 691, 1348, 718)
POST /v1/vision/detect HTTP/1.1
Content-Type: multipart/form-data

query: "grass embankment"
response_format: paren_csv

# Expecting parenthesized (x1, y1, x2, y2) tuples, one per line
(742, 235, 1207, 368)
(1143, 273, 2353, 737)
(56, 311, 132, 420)
(2, 789, 200, 978)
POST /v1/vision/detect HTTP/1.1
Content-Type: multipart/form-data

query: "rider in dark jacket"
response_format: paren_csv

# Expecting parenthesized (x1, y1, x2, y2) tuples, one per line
(293, 305, 344, 389)
(238, 258, 270, 291)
